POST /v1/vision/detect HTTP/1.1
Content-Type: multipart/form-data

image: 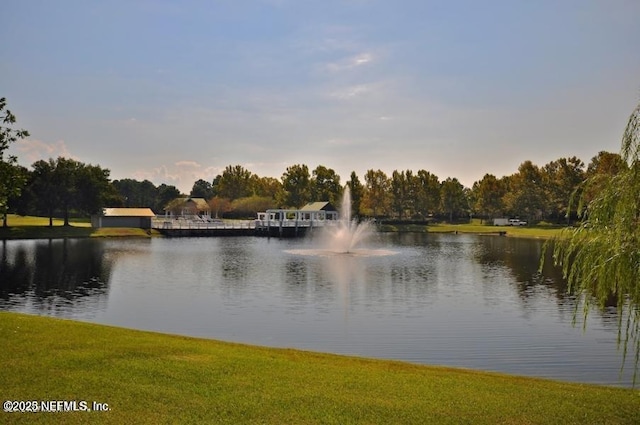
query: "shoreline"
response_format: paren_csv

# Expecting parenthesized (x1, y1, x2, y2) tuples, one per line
(1, 215, 565, 240)
(0, 225, 162, 240)
(1, 311, 637, 423)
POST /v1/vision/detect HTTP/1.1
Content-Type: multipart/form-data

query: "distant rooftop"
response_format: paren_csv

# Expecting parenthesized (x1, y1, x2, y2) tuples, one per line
(102, 208, 156, 217)
(164, 197, 210, 211)
(300, 201, 336, 211)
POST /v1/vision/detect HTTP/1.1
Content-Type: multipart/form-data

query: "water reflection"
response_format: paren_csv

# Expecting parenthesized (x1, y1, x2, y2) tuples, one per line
(0, 234, 634, 387)
(0, 239, 111, 317)
(220, 240, 250, 283)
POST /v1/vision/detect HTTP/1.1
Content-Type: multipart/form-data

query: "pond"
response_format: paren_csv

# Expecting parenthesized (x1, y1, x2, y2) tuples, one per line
(0, 233, 635, 387)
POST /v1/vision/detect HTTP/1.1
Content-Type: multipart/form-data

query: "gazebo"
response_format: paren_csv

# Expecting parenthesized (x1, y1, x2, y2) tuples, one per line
(163, 197, 211, 219)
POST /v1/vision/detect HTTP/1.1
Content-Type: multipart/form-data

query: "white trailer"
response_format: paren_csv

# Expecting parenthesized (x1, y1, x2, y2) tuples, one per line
(493, 218, 509, 226)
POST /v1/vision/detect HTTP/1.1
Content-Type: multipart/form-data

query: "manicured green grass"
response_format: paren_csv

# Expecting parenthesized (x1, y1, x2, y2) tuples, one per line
(0, 215, 159, 239)
(2, 214, 92, 227)
(428, 222, 564, 239)
(1, 312, 638, 424)
(379, 220, 565, 239)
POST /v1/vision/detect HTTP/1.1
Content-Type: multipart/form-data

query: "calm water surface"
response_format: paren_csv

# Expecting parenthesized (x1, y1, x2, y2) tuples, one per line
(0, 233, 634, 387)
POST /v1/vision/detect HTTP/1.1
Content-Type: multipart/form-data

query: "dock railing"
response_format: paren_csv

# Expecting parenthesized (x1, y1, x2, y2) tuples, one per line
(152, 218, 256, 230)
(153, 208, 340, 232)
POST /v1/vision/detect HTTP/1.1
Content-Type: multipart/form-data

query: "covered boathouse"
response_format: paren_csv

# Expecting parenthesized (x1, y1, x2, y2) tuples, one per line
(255, 201, 338, 237)
(92, 208, 156, 229)
(151, 201, 340, 237)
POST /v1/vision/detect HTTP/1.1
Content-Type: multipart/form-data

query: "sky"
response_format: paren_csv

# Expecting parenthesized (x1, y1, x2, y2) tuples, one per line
(2, 0, 639, 194)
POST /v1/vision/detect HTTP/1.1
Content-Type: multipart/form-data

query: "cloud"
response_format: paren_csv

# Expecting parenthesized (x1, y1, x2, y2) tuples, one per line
(174, 160, 202, 169)
(325, 52, 374, 73)
(353, 52, 373, 65)
(12, 139, 75, 164)
(131, 161, 223, 194)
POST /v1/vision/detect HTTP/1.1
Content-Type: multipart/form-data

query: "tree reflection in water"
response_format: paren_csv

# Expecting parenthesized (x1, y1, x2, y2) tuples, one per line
(0, 239, 111, 316)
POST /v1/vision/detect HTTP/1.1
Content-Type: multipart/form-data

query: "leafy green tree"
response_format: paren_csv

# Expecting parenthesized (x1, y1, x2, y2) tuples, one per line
(503, 161, 545, 223)
(29, 159, 58, 226)
(463, 186, 473, 220)
(280, 164, 311, 208)
(390, 170, 409, 219)
(541, 156, 585, 223)
(138, 180, 157, 208)
(77, 163, 117, 215)
(0, 98, 29, 159)
(113, 178, 157, 208)
(217, 165, 254, 201)
(5, 164, 30, 219)
(586, 151, 626, 177)
(0, 97, 30, 227)
(1, 162, 28, 227)
(252, 176, 282, 199)
(311, 165, 342, 205)
(346, 171, 364, 218)
(362, 169, 390, 218)
(112, 178, 180, 213)
(190, 179, 214, 199)
(413, 170, 440, 219)
(28, 157, 113, 226)
(404, 170, 419, 218)
(155, 184, 181, 213)
(229, 195, 277, 218)
(472, 174, 506, 222)
(53, 157, 83, 226)
(112, 179, 138, 207)
(545, 101, 640, 383)
(440, 177, 467, 222)
(211, 174, 222, 197)
(580, 151, 628, 208)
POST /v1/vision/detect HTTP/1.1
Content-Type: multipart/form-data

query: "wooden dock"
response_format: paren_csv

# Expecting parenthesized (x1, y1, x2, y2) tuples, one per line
(253, 208, 339, 237)
(152, 218, 254, 237)
(151, 216, 336, 238)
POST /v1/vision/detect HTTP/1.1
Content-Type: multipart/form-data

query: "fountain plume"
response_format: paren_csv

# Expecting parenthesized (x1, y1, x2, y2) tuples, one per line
(325, 186, 373, 253)
(286, 186, 394, 257)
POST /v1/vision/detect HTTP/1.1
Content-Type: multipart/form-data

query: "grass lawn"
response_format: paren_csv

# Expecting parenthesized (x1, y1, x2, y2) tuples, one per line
(0, 214, 159, 239)
(379, 220, 565, 239)
(1, 312, 638, 424)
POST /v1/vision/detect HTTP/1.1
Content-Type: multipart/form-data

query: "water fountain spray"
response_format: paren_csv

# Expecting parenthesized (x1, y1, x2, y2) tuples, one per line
(325, 186, 373, 253)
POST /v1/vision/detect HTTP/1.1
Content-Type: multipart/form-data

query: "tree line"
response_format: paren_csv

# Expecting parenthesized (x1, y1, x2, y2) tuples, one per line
(0, 97, 629, 225)
(185, 154, 625, 223)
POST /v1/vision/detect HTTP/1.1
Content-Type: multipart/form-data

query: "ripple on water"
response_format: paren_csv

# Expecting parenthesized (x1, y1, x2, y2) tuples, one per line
(284, 249, 399, 257)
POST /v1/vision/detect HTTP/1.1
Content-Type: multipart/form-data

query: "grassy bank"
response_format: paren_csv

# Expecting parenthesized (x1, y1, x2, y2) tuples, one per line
(379, 220, 565, 239)
(0, 215, 159, 239)
(1, 312, 638, 424)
